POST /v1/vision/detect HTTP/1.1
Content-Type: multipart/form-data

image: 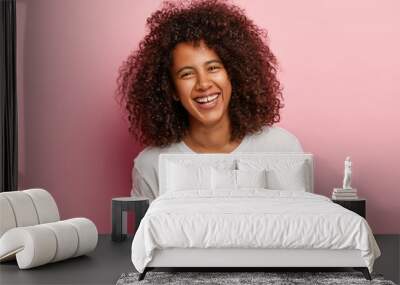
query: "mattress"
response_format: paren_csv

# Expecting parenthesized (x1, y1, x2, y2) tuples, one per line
(131, 189, 380, 273)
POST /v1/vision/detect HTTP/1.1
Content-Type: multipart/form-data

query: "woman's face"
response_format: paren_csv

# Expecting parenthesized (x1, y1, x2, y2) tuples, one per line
(170, 40, 232, 128)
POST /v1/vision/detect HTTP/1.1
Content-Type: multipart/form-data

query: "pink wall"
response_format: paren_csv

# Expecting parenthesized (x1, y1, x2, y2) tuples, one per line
(16, 0, 400, 234)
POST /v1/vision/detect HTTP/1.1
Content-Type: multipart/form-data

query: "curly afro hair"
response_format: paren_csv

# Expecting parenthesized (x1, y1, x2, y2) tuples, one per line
(117, 0, 283, 147)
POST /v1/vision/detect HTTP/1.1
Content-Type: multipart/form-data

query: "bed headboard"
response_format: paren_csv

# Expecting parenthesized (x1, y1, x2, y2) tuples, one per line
(159, 153, 314, 194)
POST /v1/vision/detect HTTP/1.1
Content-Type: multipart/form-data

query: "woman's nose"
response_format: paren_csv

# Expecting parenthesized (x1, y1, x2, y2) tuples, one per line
(195, 72, 212, 91)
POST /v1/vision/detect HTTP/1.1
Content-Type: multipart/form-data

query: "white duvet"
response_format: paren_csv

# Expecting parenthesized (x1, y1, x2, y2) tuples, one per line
(131, 190, 380, 273)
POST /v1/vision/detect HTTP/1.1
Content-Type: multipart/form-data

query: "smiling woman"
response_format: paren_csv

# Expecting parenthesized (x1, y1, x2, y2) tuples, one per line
(117, 0, 303, 200)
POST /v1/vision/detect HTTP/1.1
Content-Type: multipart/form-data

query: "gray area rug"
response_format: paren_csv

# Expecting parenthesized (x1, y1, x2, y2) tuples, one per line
(116, 271, 396, 285)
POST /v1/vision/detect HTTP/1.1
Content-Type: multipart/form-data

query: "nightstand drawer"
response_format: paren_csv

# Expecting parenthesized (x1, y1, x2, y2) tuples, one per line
(332, 199, 366, 218)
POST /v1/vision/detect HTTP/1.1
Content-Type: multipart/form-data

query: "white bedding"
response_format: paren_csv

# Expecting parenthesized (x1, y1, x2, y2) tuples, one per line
(131, 190, 380, 273)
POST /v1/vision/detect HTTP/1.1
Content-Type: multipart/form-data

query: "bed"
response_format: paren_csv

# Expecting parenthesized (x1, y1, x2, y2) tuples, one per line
(131, 153, 381, 280)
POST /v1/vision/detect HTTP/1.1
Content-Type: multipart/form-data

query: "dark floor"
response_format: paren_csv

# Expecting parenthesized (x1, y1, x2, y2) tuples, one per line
(0, 235, 399, 285)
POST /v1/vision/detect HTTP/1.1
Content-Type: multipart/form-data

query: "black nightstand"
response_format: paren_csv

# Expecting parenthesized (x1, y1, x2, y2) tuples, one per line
(332, 198, 366, 218)
(111, 197, 149, 242)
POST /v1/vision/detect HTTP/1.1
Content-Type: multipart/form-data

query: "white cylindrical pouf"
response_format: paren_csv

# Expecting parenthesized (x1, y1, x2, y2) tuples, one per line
(42, 221, 79, 262)
(0, 226, 57, 269)
(64, 218, 98, 257)
(1, 192, 39, 227)
(0, 195, 17, 237)
(24, 189, 60, 224)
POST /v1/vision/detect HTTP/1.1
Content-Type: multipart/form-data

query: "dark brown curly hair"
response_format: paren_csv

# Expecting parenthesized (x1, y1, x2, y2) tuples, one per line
(117, 0, 283, 147)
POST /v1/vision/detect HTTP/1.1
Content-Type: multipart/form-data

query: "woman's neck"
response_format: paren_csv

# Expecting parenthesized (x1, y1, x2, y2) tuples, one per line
(183, 119, 240, 153)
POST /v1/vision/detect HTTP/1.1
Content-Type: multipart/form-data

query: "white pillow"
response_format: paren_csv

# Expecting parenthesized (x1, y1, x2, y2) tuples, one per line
(266, 163, 307, 191)
(237, 169, 267, 188)
(167, 162, 212, 192)
(211, 168, 267, 190)
(212, 168, 236, 190)
(238, 159, 308, 191)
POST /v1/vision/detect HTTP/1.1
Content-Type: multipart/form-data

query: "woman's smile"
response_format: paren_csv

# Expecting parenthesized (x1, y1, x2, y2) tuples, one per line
(193, 92, 221, 109)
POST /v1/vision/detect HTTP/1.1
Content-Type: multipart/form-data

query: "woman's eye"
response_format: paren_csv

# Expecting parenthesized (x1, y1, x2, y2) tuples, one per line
(181, 72, 193, 78)
(209, 66, 220, 72)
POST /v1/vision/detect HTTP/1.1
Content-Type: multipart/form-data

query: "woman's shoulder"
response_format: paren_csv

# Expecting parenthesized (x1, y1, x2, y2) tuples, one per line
(134, 147, 161, 168)
(260, 126, 301, 142)
(134, 143, 183, 173)
(244, 126, 303, 152)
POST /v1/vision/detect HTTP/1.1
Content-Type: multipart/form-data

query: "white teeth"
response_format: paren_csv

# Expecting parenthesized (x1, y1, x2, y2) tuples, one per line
(195, 93, 219, 103)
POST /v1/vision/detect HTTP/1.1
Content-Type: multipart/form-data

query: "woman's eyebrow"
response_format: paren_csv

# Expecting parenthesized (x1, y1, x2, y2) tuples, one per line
(175, 59, 223, 75)
(204, 59, 222, 65)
